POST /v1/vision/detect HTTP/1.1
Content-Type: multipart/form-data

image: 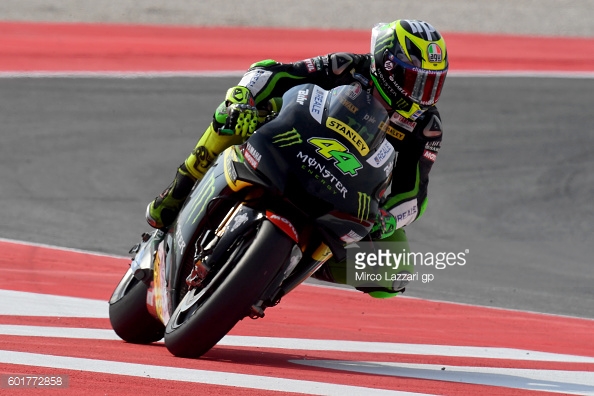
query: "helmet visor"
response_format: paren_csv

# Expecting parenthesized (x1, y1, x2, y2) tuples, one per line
(387, 52, 447, 107)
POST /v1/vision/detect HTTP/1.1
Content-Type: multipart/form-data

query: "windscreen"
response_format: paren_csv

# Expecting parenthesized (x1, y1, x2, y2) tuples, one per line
(324, 84, 389, 155)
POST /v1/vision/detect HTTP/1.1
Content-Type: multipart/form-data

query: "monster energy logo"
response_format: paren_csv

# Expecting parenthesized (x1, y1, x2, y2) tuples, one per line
(272, 128, 302, 147)
(186, 173, 216, 224)
(374, 30, 395, 56)
(357, 192, 371, 221)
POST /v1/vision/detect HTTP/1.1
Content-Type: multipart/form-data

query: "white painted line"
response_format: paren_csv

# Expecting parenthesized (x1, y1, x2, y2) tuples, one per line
(292, 360, 594, 395)
(0, 71, 245, 78)
(1, 324, 594, 363)
(448, 70, 594, 78)
(0, 325, 120, 340)
(0, 71, 593, 79)
(0, 350, 432, 396)
(221, 336, 594, 363)
(0, 290, 108, 318)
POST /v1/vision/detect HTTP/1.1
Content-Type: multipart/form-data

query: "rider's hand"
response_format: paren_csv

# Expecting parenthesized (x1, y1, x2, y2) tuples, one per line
(213, 86, 258, 137)
(219, 103, 259, 137)
(370, 209, 397, 240)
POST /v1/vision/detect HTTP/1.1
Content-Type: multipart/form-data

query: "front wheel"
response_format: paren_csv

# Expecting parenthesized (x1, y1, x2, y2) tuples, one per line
(109, 271, 165, 344)
(164, 220, 293, 358)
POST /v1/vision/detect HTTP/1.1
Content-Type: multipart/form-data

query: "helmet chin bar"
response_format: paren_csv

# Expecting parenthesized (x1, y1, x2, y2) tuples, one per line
(370, 74, 427, 121)
(395, 102, 426, 121)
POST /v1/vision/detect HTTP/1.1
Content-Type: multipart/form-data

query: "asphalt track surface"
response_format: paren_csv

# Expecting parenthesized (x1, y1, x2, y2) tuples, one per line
(2, 74, 593, 318)
(0, 21, 594, 395)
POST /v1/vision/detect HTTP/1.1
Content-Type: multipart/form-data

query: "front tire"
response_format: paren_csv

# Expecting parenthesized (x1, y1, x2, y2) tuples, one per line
(109, 272, 165, 344)
(164, 220, 293, 357)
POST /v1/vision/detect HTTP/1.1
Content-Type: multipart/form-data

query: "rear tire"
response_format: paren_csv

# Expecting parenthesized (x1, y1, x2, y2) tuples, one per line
(109, 273, 165, 344)
(164, 220, 293, 357)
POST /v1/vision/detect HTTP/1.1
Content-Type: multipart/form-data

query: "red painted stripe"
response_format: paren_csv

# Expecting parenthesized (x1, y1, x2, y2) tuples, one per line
(1, 240, 593, 395)
(0, 240, 128, 301)
(2, 239, 594, 358)
(1, 21, 593, 73)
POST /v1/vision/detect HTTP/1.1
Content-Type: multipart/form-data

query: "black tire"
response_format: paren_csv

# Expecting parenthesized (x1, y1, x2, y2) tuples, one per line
(109, 273, 165, 344)
(164, 220, 293, 358)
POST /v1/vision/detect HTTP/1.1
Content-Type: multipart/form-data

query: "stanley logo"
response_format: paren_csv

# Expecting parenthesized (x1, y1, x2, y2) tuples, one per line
(380, 121, 405, 140)
(272, 128, 302, 147)
(326, 117, 369, 156)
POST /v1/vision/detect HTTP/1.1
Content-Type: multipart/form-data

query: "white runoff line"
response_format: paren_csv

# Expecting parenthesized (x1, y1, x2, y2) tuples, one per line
(1, 324, 594, 363)
(0, 350, 432, 396)
(448, 70, 594, 78)
(292, 360, 594, 395)
(0, 70, 594, 79)
(0, 71, 245, 78)
(0, 290, 108, 318)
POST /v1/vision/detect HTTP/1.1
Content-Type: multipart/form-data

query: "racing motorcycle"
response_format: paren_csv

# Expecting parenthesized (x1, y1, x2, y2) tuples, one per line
(108, 83, 396, 358)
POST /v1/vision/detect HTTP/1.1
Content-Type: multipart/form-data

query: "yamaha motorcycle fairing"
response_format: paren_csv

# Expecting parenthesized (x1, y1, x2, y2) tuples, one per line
(109, 83, 396, 357)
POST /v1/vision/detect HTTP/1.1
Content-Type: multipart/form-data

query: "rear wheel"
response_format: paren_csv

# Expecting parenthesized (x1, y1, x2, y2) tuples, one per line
(164, 220, 293, 357)
(109, 272, 165, 344)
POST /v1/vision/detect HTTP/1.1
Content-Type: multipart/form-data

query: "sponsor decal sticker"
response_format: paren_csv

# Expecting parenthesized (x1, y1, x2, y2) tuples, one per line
(339, 97, 359, 114)
(357, 192, 371, 221)
(272, 129, 302, 147)
(389, 200, 418, 228)
(296, 88, 309, 105)
(238, 70, 273, 93)
(309, 86, 328, 123)
(304, 58, 316, 73)
(326, 117, 369, 155)
(243, 143, 262, 169)
(423, 149, 437, 162)
(379, 121, 405, 140)
(366, 139, 394, 168)
(390, 113, 417, 132)
(341, 230, 364, 244)
(307, 138, 363, 177)
(348, 82, 362, 99)
(363, 113, 377, 124)
(425, 140, 440, 153)
(229, 212, 249, 232)
(427, 43, 443, 63)
(297, 150, 349, 198)
(267, 211, 299, 242)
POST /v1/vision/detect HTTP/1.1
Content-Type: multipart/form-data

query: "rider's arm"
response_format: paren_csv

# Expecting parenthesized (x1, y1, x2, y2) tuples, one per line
(236, 53, 369, 106)
(382, 107, 443, 229)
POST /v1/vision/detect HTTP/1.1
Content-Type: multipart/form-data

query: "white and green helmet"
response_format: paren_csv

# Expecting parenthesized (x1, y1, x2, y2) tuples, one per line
(370, 20, 448, 120)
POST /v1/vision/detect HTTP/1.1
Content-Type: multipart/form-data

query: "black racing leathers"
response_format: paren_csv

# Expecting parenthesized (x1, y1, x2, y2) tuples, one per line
(238, 53, 443, 229)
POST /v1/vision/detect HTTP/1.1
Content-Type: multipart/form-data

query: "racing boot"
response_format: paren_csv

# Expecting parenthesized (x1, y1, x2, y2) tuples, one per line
(145, 163, 197, 229)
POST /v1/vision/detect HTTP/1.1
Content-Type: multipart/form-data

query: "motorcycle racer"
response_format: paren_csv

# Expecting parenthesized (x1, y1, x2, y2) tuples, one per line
(145, 19, 448, 297)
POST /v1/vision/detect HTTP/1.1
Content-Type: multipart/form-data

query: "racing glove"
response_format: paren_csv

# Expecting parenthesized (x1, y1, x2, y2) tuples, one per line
(369, 209, 397, 240)
(213, 86, 258, 137)
(219, 103, 259, 137)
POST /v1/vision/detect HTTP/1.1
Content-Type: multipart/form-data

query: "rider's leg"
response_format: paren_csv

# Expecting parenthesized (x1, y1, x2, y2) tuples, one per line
(146, 123, 242, 229)
(310, 228, 413, 298)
